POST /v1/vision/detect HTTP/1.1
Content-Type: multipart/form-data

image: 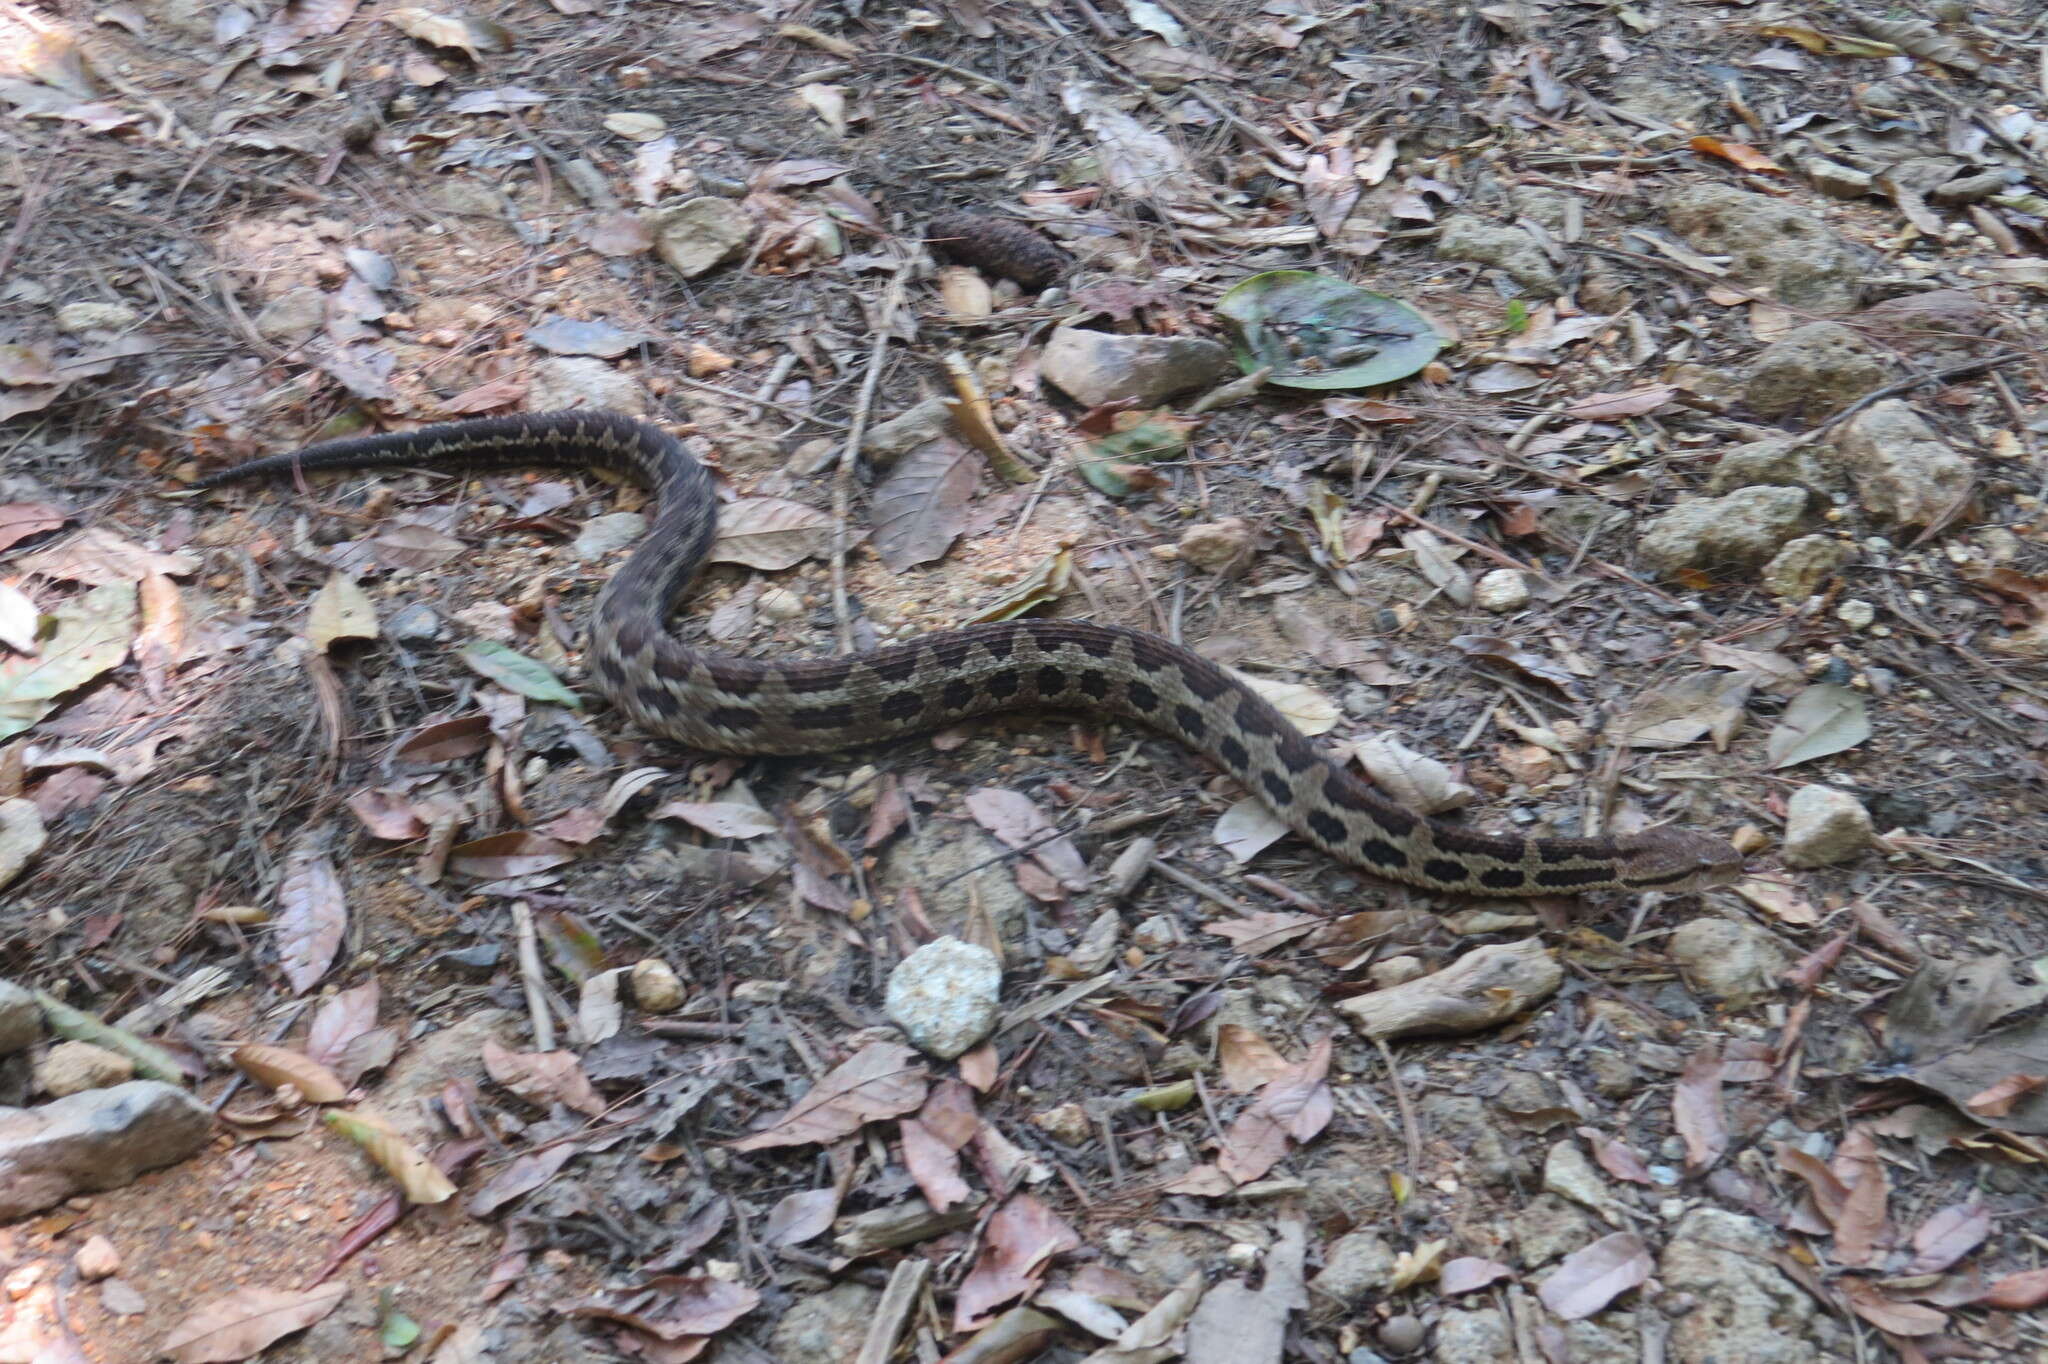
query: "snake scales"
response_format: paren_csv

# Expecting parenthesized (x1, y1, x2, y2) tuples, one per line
(201, 411, 1742, 897)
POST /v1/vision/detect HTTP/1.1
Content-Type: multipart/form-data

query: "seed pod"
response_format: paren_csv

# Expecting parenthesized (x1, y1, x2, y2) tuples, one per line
(925, 212, 1070, 291)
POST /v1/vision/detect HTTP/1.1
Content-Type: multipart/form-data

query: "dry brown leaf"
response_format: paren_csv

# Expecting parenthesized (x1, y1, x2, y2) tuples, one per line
(570, 1274, 758, 1343)
(233, 1042, 347, 1104)
(132, 570, 185, 701)
(1688, 135, 1782, 173)
(307, 572, 377, 651)
(901, 1116, 972, 1212)
(1975, 1266, 2048, 1310)
(304, 980, 380, 1069)
(1205, 913, 1319, 959)
(1838, 1279, 1944, 1337)
(482, 1037, 605, 1116)
(954, 1193, 1082, 1331)
(16, 527, 196, 586)
(706, 497, 832, 570)
(1216, 1036, 1332, 1185)
(1904, 1202, 1990, 1276)
(323, 1108, 457, 1203)
(1536, 1232, 1651, 1320)
(276, 844, 345, 995)
(1438, 1257, 1514, 1296)
(651, 799, 779, 840)
(161, 1283, 348, 1363)
(1217, 1024, 1291, 1093)
(345, 789, 429, 841)
(445, 830, 575, 879)
(730, 1041, 927, 1151)
(465, 1143, 580, 1217)
(964, 787, 1089, 890)
(1673, 1046, 1727, 1171)
(0, 504, 65, 554)
(1561, 385, 1674, 419)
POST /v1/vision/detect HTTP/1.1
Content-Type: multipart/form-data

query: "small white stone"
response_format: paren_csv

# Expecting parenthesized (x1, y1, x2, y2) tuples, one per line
(885, 937, 1001, 1060)
(756, 587, 804, 622)
(1782, 785, 1873, 868)
(1835, 599, 1875, 630)
(56, 302, 141, 335)
(73, 1235, 120, 1281)
(629, 959, 686, 1013)
(1474, 568, 1530, 613)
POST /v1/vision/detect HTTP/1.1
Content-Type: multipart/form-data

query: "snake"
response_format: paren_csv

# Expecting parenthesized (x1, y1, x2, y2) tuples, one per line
(198, 410, 1743, 897)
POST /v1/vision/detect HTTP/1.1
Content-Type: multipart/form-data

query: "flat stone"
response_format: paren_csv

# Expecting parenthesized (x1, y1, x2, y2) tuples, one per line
(1660, 1208, 1819, 1364)
(1744, 322, 1888, 419)
(1039, 326, 1232, 408)
(1664, 184, 1865, 314)
(1637, 486, 1808, 577)
(1801, 155, 1873, 199)
(885, 937, 1001, 1060)
(527, 356, 649, 418)
(1437, 216, 1561, 293)
(1310, 1230, 1397, 1303)
(1511, 1191, 1600, 1267)
(1474, 568, 1529, 613)
(0, 1081, 212, 1219)
(1782, 786, 1874, 868)
(652, 196, 753, 280)
(253, 287, 327, 342)
(55, 302, 141, 335)
(1832, 400, 1973, 526)
(1178, 518, 1254, 573)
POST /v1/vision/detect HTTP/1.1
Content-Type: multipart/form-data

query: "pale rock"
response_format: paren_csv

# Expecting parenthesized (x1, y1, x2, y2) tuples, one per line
(1039, 326, 1232, 407)
(1835, 599, 1875, 631)
(1744, 322, 1887, 419)
(1511, 1191, 1600, 1266)
(55, 302, 141, 335)
(756, 587, 804, 622)
(629, 959, 686, 1013)
(0, 800, 46, 892)
(1473, 568, 1529, 613)
(768, 1282, 881, 1364)
(861, 397, 951, 467)
(1660, 1208, 1819, 1364)
(73, 1235, 120, 1281)
(885, 937, 1001, 1059)
(1543, 1138, 1625, 1225)
(1706, 437, 1835, 502)
(1032, 1102, 1090, 1145)
(1366, 955, 1426, 989)
(1761, 535, 1855, 599)
(253, 287, 326, 341)
(0, 1082, 212, 1219)
(1177, 518, 1253, 573)
(1637, 487, 1807, 577)
(1781, 786, 1873, 868)
(571, 512, 647, 561)
(36, 1042, 133, 1098)
(652, 196, 754, 279)
(1436, 216, 1561, 293)
(1802, 156, 1873, 199)
(1664, 183, 1865, 314)
(1433, 1308, 1511, 1362)
(527, 356, 649, 417)
(1668, 917, 1789, 1003)
(1310, 1230, 1397, 1303)
(1832, 400, 1973, 527)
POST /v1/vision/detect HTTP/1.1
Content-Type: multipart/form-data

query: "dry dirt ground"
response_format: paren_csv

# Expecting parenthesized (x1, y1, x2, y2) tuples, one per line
(2, 0, 2048, 1361)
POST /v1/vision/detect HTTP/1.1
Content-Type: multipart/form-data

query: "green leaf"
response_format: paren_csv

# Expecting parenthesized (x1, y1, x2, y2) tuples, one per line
(457, 640, 580, 708)
(379, 1309, 420, 1350)
(1767, 684, 1870, 768)
(1503, 299, 1530, 334)
(1214, 270, 1445, 391)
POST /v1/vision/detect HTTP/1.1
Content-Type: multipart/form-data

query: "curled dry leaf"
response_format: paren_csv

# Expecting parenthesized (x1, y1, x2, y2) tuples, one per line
(1538, 1233, 1652, 1320)
(160, 1283, 349, 1364)
(730, 1040, 927, 1151)
(870, 440, 980, 571)
(1673, 1046, 1728, 1172)
(466, 1142, 580, 1217)
(233, 1042, 347, 1104)
(964, 787, 1089, 890)
(1212, 797, 1288, 864)
(570, 1274, 759, 1344)
(652, 799, 779, 839)
(1205, 912, 1319, 959)
(1349, 732, 1474, 814)
(445, 830, 575, 879)
(1438, 1257, 1515, 1295)
(324, 1108, 457, 1204)
(900, 1116, 972, 1213)
(706, 497, 832, 570)
(395, 713, 491, 763)
(954, 1193, 1083, 1331)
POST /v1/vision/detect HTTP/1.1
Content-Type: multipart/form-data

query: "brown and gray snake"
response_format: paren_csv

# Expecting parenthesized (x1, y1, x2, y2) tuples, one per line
(199, 410, 1743, 897)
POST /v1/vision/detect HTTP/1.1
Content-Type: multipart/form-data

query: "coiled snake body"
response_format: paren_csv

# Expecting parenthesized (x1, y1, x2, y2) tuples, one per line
(201, 411, 1741, 897)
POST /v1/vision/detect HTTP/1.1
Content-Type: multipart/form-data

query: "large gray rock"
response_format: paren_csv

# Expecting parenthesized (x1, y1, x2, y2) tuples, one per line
(1664, 184, 1864, 314)
(1638, 486, 1808, 577)
(1831, 400, 1973, 526)
(1744, 322, 1887, 419)
(1437, 216, 1561, 293)
(1039, 326, 1232, 408)
(1660, 1208, 1820, 1364)
(0, 1081, 212, 1218)
(1310, 1230, 1396, 1303)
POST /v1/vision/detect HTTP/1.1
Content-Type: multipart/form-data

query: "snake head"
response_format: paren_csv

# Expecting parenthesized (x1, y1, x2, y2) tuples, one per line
(1613, 828, 1746, 892)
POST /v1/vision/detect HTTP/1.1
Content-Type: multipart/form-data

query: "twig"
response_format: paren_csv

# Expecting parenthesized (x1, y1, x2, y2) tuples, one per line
(1780, 351, 2031, 449)
(1150, 859, 1250, 915)
(855, 1259, 932, 1364)
(830, 272, 905, 653)
(512, 901, 555, 1050)
(1372, 1035, 1424, 1184)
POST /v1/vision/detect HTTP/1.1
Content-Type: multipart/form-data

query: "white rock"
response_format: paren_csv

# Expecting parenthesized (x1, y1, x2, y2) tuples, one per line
(1835, 599, 1875, 630)
(571, 512, 648, 561)
(1039, 326, 1232, 408)
(1668, 917, 1788, 1003)
(0, 800, 45, 893)
(73, 1234, 120, 1281)
(1177, 518, 1252, 573)
(756, 587, 804, 622)
(1782, 786, 1873, 868)
(885, 937, 1001, 1059)
(36, 1041, 133, 1098)
(652, 196, 754, 279)
(629, 958, 686, 1013)
(56, 302, 141, 335)
(1474, 568, 1530, 613)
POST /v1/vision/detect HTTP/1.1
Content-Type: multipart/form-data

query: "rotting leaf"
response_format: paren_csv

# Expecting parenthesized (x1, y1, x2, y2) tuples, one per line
(0, 581, 135, 741)
(1215, 270, 1444, 391)
(1205, 912, 1319, 958)
(1615, 670, 1753, 749)
(569, 1274, 758, 1344)
(446, 830, 574, 879)
(324, 1109, 457, 1203)
(466, 1142, 580, 1217)
(730, 1040, 927, 1151)
(481, 1037, 605, 1116)
(964, 787, 1090, 890)
(1212, 797, 1288, 864)
(954, 1193, 1082, 1331)
(1881, 954, 2048, 1133)
(160, 1283, 348, 1364)
(383, 6, 510, 58)
(1673, 1046, 1727, 1171)
(457, 640, 579, 708)
(652, 800, 779, 840)
(1766, 684, 1869, 768)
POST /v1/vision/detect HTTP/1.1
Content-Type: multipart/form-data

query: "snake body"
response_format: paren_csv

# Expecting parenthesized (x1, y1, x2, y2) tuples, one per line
(200, 411, 1742, 897)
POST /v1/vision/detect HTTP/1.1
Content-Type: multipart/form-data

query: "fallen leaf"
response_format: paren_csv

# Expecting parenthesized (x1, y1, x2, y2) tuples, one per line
(651, 800, 779, 840)
(1689, 135, 1781, 173)
(570, 1274, 757, 1343)
(1438, 1257, 1515, 1295)
(730, 1041, 927, 1151)
(1217, 1025, 1291, 1092)
(762, 1188, 839, 1248)
(482, 1037, 605, 1116)
(954, 1193, 1082, 1330)
(307, 572, 377, 651)
(1673, 1046, 1727, 1171)
(395, 713, 492, 763)
(1577, 1127, 1656, 1185)
(1614, 671, 1753, 748)
(1767, 684, 1869, 768)
(1975, 1266, 2048, 1310)
(870, 440, 980, 571)
(1535, 1232, 1652, 1320)
(0, 581, 135, 741)
(707, 497, 832, 570)
(233, 1042, 346, 1104)
(160, 1283, 348, 1363)
(1562, 385, 1674, 419)
(1964, 1072, 2046, 1118)
(445, 831, 575, 879)
(457, 640, 579, 708)
(964, 787, 1089, 890)
(346, 789, 429, 840)
(384, 5, 510, 58)
(1904, 1202, 1990, 1276)
(1838, 1279, 1944, 1337)
(1205, 912, 1319, 958)
(1216, 1036, 1332, 1185)
(323, 1109, 457, 1203)
(0, 504, 65, 553)
(465, 1143, 579, 1216)
(16, 527, 195, 586)
(1212, 797, 1289, 864)
(276, 844, 346, 995)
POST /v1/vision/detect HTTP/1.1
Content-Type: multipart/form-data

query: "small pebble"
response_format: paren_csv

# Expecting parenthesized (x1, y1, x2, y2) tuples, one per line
(1473, 568, 1530, 613)
(1835, 599, 1875, 630)
(630, 959, 687, 1013)
(73, 1235, 120, 1281)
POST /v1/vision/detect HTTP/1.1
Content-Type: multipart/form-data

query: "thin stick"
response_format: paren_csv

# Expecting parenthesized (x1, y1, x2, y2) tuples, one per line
(1373, 1035, 1424, 1183)
(512, 901, 556, 1050)
(830, 272, 905, 653)
(855, 1259, 932, 1364)
(670, 372, 850, 432)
